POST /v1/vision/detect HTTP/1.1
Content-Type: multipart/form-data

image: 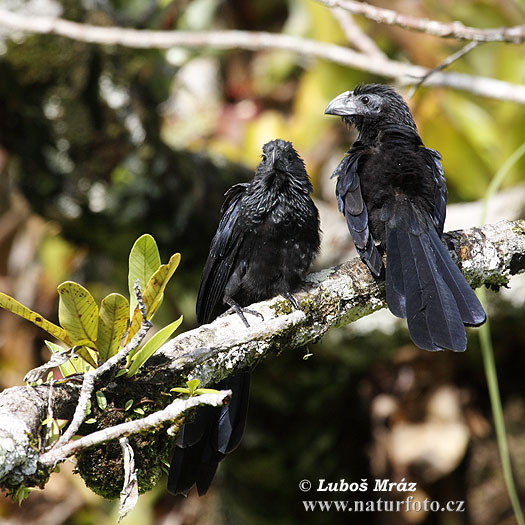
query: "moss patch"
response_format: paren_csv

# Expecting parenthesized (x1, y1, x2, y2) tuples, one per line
(511, 222, 525, 236)
(74, 379, 180, 499)
(269, 299, 294, 316)
(76, 426, 172, 499)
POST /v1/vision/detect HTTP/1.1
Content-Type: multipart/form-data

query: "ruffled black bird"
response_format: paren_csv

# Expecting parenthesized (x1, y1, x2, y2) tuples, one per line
(168, 139, 320, 495)
(325, 84, 485, 351)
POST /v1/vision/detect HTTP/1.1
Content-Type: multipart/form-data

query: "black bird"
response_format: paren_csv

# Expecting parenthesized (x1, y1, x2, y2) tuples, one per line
(168, 139, 320, 495)
(324, 84, 485, 351)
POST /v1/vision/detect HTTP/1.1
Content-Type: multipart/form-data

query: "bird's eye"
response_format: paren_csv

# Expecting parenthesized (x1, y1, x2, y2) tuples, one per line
(361, 96, 370, 105)
(262, 153, 267, 161)
(287, 152, 294, 162)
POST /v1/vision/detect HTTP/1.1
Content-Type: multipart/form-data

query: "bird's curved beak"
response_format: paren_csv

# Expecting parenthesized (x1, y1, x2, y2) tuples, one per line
(272, 148, 286, 172)
(324, 91, 355, 116)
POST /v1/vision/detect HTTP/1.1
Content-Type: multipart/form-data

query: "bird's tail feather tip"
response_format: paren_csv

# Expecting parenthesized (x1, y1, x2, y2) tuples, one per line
(407, 320, 467, 353)
(386, 226, 485, 353)
(465, 314, 486, 327)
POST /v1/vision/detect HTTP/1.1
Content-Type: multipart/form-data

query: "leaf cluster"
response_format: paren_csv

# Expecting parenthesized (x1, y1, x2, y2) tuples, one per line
(0, 234, 182, 379)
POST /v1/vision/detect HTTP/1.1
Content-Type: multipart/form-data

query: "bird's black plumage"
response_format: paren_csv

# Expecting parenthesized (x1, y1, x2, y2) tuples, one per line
(168, 139, 320, 495)
(325, 84, 485, 351)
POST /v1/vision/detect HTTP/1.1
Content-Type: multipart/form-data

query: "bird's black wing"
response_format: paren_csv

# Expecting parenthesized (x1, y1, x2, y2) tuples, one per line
(168, 371, 251, 496)
(382, 198, 463, 350)
(334, 147, 383, 276)
(196, 183, 249, 324)
(170, 183, 250, 496)
(422, 147, 447, 236)
(382, 194, 485, 351)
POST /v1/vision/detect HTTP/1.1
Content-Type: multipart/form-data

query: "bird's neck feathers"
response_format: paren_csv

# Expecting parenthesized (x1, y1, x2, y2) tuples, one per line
(350, 115, 421, 145)
(254, 164, 312, 197)
(245, 165, 313, 220)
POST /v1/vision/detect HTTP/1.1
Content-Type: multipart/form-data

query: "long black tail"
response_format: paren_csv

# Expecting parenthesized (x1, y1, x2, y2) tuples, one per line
(167, 372, 250, 495)
(385, 226, 486, 351)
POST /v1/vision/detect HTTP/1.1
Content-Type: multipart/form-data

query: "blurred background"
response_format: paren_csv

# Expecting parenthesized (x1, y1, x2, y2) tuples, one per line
(0, 0, 524, 523)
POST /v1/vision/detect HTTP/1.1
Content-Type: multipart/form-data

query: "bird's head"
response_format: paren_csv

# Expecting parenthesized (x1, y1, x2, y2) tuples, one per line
(256, 139, 312, 192)
(325, 84, 417, 138)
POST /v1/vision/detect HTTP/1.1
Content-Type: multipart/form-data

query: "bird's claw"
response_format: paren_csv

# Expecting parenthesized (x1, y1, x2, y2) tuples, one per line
(284, 292, 300, 310)
(237, 307, 264, 327)
(223, 298, 264, 327)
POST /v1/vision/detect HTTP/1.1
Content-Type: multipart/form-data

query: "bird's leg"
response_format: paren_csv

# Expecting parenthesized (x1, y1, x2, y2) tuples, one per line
(284, 292, 299, 310)
(222, 296, 264, 328)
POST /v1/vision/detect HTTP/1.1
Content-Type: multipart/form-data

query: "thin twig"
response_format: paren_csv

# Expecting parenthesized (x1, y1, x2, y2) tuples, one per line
(407, 41, 480, 99)
(330, 7, 386, 59)
(39, 391, 231, 466)
(47, 381, 55, 422)
(135, 279, 148, 320)
(118, 437, 138, 523)
(314, 0, 525, 43)
(0, 8, 524, 104)
(49, 281, 152, 451)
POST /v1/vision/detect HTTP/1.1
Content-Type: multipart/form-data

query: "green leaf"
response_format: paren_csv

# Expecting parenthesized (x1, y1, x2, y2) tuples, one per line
(85, 418, 97, 424)
(126, 316, 183, 377)
(124, 253, 181, 345)
(115, 368, 128, 378)
(194, 388, 221, 395)
(186, 379, 201, 395)
(124, 399, 133, 411)
(147, 253, 182, 317)
(13, 486, 38, 505)
(75, 347, 98, 369)
(55, 418, 68, 430)
(96, 391, 107, 410)
(0, 292, 70, 344)
(57, 282, 98, 347)
(97, 293, 129, 362)
(44, 340, 78, 378)
(133, 407, 145, 416)
(128, 234, 161, 317)
(46, 418, 67, 445)
(170, 387, 191, 394)
(170, 379, 218, 397)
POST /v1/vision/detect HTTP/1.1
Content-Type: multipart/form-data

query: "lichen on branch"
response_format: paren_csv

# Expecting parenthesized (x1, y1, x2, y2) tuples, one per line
(0, 219, 523, 494)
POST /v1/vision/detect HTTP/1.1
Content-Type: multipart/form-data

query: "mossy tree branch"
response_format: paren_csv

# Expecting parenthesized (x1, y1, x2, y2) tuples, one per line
(0, 219, 523, 493)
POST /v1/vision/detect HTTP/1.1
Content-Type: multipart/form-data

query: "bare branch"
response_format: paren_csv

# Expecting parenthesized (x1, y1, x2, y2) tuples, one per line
(39, 391, 231, 467)
(314, 0, 525, 43)
(330, 7, 387, 59)
(0, 8, 524, 104)
(407, 41, 480, 99)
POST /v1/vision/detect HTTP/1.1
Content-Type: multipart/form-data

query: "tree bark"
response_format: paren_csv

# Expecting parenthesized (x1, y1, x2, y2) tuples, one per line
(0, 219, 523, 491)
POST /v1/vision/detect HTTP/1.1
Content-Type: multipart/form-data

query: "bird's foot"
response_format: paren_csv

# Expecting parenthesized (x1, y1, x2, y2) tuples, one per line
(284, 292, 299, 310)
(223, 297, 264, 328)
